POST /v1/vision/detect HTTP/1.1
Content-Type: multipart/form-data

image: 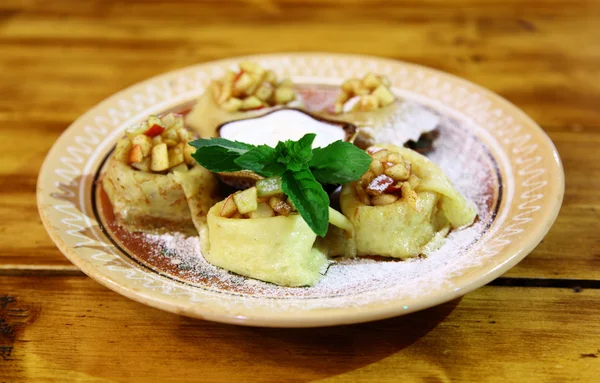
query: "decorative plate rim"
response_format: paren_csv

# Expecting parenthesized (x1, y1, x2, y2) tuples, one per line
(37, 53, 564, 327)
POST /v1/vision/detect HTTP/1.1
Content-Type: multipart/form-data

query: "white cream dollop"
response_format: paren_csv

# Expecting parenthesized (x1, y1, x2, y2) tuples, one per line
(219, 109, 346, 148)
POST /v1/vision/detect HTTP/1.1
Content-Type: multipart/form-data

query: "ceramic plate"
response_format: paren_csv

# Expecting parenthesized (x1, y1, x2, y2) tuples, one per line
(37, 53, 564, 327)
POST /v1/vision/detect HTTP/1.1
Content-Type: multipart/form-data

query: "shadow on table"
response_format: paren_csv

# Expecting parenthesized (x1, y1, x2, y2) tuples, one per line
(177, 298, 461, 380)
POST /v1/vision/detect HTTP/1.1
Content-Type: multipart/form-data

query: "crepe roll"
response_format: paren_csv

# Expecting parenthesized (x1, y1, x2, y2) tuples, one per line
(340, 144, 476, 259)
(102, 113, 219, 234)
(204, 190, 330, 287)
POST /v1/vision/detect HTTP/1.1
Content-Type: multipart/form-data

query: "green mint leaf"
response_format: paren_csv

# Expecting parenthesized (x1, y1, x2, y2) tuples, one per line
(189, 138, 254, 172)
(234, 145, 286, 177)
(276, 134, 315, 172)
(281, 168, 330, 237)
(286, 133, 315, 163)
(189, 138, 253, 152)
(309, 141, 372, 184)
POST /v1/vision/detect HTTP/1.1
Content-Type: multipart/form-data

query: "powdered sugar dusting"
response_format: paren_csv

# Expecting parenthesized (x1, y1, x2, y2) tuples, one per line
(136, 105, 499, 308)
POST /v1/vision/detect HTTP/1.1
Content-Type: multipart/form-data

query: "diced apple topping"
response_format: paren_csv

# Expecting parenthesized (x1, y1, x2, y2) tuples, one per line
(333, 72, 395, 114)
(213, 61, 298, 112)
(355, 147, 420, 206)
(120, 113, 196, 173)
(218, 184, 297, 219)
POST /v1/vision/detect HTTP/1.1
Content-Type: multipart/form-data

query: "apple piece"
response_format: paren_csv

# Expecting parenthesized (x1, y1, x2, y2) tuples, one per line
(355, 183, 371, 206)
(254, 82, 274, 101)
(125, 121, 149, 139)
(131, 157, 151, 172)
(247, 201, 275, 219)
(264, 70, 277, 85)
(372, 84, 395, 106)
(366, 174, 395, 196)
(144, 124, 165, 137)
(168, 143, 185, 168)
(358, 94, 379, 111)
(169, 163, 188, 174)
(245, 73, 262, 96)
(160, 113, 184, 131)
(384, 163, 410, 181)
(151, 135, 163, 145)
(132, 134, 152, 157)
(268, 195, 292, 216)
(256, 177, 283, 197)
(233, 187, 258, 214)
(341, 79, 359, 94)
(144, 124, 164, 137)
(128, 144, 144, 164)
(240, 96, 263, 111)
(114, 138, 132, 163)
(184, 144, 196, 165)
(371, 149, 389, 160)
(218, 80, 233, 104)
(162, 127, 178, 140)
(147, 115, 163, 128)
(233, 72, 254, 97)
(360, 170, 376, 186)
(176, 128, 191, 142)
(220, 195, 238, 218)
(401, 182, 419, 210)
(362, 72, 381, 90)
(150, 143, 169, 172)
(274, 86, 295, 104)
(239, 61, 265, 76)
(221, 97, 243, 112)
(369, 159, 384, 175)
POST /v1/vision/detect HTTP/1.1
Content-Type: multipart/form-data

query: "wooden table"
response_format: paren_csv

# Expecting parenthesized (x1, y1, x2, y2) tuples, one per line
(1, 0, 599, 381)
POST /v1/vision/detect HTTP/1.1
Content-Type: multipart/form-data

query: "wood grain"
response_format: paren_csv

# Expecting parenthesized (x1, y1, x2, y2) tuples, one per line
(1, 276, 599, 382)
(0, 0, 598, 279)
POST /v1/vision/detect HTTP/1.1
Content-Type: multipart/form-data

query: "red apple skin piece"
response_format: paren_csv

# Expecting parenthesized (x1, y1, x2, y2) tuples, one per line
(220, 195, 238, 218)
(366, 174, 394, 196)
(144, 124, 165, 137)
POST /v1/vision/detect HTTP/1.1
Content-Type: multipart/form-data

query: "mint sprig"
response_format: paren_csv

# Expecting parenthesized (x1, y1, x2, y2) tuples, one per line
(190, 134, 371, 236)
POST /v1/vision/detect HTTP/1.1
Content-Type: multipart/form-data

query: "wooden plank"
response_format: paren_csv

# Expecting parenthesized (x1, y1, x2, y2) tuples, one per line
(0, 0, 599, 279)
(1, 276, 599, 382)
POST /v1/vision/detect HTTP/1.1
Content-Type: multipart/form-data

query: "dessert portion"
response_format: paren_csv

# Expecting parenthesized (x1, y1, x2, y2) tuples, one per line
(186, 61, 300, 138)
(327, 73, 440, 150)
(205, 184, 330, 287)
(102, 114, 219, 234)
(340, 144, 477, 259)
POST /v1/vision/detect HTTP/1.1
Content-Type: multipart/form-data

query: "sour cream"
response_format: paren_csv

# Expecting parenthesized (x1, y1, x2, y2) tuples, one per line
(219, 109, 347, 148)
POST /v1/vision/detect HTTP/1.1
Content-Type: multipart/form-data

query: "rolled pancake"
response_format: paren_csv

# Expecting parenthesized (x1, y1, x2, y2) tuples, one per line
(205, 201, 330, 287)
(340, 145, 476, 259)
(102, 159, 219, 234)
